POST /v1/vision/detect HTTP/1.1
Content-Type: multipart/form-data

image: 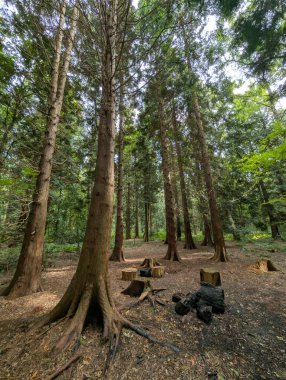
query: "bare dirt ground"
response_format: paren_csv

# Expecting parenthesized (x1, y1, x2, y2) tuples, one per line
(0, 240, 286, 380)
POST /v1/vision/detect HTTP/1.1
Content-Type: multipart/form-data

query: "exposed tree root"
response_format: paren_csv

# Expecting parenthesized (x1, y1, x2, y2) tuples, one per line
(56, 284, 93, 351)
(210, 245, 229, 262)
(163, 247, 182, 262)
(46, 351, 82, 380)
(35, 278, 179, 375)
(123, 319, 180, 353)
(140, 258, 161, 268)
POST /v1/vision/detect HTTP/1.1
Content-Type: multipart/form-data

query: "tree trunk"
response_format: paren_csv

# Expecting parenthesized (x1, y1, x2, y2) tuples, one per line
(110, 87, 125, 262)
(192, 95, 228, 262)
(125, 181, 131, 239)
(1, 2, 79, 298)
(144, 200, 149, 242)
(259, 180, 281, 239)
(180, 17, 226, 261)
(170, 159, 182, 242)
(134, 192, 139, 238)
(172, 105, 196, 249)
(39, 0, 123, 348)
(228, 210, 241, 241)
(158, 95, 180, 261)
(201, 214, 214, 247)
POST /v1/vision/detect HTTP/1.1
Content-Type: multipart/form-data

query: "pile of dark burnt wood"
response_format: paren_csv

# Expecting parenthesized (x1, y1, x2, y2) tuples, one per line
(173, 283, 225, 324)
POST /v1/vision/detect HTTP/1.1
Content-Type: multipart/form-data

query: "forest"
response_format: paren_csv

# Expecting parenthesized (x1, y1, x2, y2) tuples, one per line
(0, 0, 286, 379)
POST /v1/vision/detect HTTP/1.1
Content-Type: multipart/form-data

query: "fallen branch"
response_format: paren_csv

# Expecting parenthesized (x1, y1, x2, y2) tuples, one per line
(125, 321, 180, 353)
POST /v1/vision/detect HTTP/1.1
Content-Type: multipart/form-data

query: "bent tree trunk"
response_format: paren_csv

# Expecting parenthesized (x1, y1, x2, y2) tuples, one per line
(193, 95, 228, 262)
(172, 105, 196, 249)
(1, 2, 79, 298)
(259, 180, 281, 239)
(110, 88, 125, 262)
(158, 95, 180, 261)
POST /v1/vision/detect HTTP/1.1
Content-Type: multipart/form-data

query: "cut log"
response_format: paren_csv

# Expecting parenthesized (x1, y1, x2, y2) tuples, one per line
(172, 292, 185, 303)
(200, 267, 221, 286)
(174, 283, 225, 319)
(151, 266, 165, 278)
(196, 283, 225, 313)
(122, 268, 138, 281)
(174, 294, 197, 315)
(248, 259, 279, 273)
(140, 258, 161, 268)
(121, 279, 152, 297)
(197, 301, 212, 324)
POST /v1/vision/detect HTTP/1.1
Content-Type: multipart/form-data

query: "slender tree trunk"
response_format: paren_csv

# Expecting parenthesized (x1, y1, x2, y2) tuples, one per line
(172, 177, 182, 241)
(192, 95, 228, 262)
(172, 106, 196, 249)
(125, 181, 131, 239)
(228, 210, 241, 241)
(110, 88, 125, 261)
(1, 2, 79, 298)
(180, 17, 225, 259)
(134, 192, 139, 238)
(193, 134, 214, 247)
(259, 180, 280, 239)
(158, 96, 180, 261)
(144, 200, 149, 242)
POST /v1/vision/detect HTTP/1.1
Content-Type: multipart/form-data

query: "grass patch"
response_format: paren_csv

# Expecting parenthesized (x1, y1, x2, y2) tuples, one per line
(0, 242, 81, 272)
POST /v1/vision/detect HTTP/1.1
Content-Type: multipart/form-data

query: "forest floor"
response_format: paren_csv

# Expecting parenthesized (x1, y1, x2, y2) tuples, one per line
(0, 239, 286, 380)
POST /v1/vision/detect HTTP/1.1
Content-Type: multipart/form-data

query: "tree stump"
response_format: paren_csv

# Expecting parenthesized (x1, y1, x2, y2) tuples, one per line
(122, 268, 138, 281)
(151, 266, 165, 278)
(121, 278, 152, 297)
(140, 258, 161, 268)
(200, 267, 221, 286)
(248, 259, 279, 273)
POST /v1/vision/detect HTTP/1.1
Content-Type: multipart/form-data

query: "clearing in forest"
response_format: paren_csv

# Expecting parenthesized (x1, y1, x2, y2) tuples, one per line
(0, 240, 285, 380)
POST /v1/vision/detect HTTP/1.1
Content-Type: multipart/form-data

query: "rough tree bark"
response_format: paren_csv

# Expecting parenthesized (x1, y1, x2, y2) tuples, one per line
(157, 94, 180, 261)
(259, 180, 281, 239)
(201, 214, 214, 247)
(1, 2, 79, 298)
(192, 95, 228, 262)
(39, 0, 122, 349)
(172, 106, 196, 249)
(110, 87, 125, 262)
